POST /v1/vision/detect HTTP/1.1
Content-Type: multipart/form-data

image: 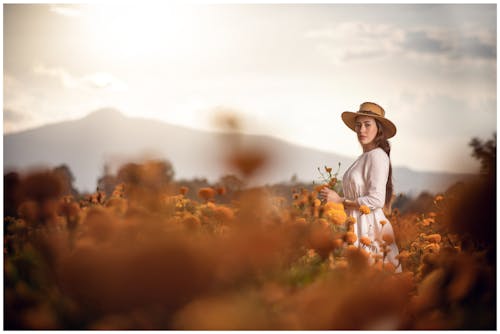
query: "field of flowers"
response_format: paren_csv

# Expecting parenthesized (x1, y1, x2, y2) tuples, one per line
(4, 148, 496, 329)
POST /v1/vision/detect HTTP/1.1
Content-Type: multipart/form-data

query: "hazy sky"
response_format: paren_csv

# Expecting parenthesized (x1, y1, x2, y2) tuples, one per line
(3, 3, 497, 174)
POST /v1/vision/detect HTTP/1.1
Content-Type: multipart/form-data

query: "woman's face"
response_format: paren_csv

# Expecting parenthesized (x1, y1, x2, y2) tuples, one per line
(355, 116, 378, 146)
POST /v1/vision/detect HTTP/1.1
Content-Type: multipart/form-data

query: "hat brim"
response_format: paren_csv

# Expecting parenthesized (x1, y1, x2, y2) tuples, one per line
(341, 111, 397, 139)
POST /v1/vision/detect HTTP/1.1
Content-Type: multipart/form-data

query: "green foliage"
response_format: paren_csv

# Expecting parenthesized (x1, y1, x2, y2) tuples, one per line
(281, 251, 327, 288)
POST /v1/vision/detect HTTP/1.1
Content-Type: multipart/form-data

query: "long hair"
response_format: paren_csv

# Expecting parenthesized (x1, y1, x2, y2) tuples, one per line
(374, 119, 393, 208)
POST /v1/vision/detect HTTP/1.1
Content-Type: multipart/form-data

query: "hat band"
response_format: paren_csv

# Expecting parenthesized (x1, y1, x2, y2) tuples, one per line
(358, 110, 383, 117)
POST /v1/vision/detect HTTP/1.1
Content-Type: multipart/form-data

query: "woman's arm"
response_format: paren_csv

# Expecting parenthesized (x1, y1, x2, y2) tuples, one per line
(356, 149, 389, 209)
(342, 197, 359, 209)
(319, 188, 360, 209)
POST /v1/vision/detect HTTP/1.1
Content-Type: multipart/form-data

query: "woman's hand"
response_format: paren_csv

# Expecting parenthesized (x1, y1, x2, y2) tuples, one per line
(319, 187, 343, 203)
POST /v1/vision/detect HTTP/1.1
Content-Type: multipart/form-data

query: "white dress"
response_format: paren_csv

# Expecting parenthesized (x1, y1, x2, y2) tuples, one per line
(342, 147, 401, 272)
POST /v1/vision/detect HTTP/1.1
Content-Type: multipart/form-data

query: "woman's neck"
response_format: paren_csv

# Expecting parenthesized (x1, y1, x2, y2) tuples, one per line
(362, 143, 377, 153)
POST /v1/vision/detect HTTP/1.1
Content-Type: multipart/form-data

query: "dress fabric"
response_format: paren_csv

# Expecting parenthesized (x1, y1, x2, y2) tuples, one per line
(342, 147, 401, 272)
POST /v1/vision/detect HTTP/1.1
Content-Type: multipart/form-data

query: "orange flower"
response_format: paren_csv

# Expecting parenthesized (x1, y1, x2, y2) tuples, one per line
(295, 217, 307, 225)
(227, 148, 267, 177)
(307, 249, 317, 258)
(332, 238, 344, 249)
(379, 220, 387, 227)
(324, 208, 347, 226)
(424, 243, 440, 253)
(213, 206, 234, 223)
(181, 215, 201, 229)
(324, 202, 344, 211)
(396, 250, 411, 261)
(344, 246, 370, 268)
(111, 183, 125, 197)
(360, 236, 372, 247)
(421, 218, 435, 226)
(179, 186, 189, 196)
(345, 231, 357, 244)
(359, 205, 370, 214)
(435, 195, 444, 202)
(325, 166, 332, 173)
(423, 233, 442, 243)
(215, 186, 226, 195)
(382, 233, 394, 244)
(198, 187, 216, 202)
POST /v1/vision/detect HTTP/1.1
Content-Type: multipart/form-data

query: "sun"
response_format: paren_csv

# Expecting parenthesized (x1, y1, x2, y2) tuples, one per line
(82, 3, 200, 60)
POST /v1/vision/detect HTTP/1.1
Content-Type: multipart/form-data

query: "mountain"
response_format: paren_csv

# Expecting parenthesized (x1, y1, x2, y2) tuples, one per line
(4, 108, 473, 195)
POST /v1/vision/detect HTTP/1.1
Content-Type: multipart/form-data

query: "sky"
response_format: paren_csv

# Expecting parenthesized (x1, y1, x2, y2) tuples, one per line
(3, 3, 497, 174)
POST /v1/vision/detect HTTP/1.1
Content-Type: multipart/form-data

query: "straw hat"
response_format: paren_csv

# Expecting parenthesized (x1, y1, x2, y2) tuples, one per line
(341, 102, 397, 138)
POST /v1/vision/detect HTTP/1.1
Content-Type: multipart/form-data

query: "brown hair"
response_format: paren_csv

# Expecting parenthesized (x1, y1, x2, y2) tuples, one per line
(374, 119, 393, 208)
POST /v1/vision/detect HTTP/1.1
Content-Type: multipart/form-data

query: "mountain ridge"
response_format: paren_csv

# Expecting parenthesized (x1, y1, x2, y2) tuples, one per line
(4, 109, 474, 194)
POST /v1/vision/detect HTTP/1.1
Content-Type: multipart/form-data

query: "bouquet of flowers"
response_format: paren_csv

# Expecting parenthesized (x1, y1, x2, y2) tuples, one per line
(314, 163, 343, 195)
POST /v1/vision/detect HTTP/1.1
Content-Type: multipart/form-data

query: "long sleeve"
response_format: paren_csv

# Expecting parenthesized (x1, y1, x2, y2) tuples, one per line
(356, 149, 389, 209)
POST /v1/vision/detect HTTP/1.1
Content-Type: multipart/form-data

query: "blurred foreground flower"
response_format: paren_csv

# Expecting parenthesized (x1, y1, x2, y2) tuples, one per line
(359, 205, 371, 215)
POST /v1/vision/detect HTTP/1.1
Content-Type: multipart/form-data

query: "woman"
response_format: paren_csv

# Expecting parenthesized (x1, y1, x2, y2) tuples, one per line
(320, 102, 401, 271)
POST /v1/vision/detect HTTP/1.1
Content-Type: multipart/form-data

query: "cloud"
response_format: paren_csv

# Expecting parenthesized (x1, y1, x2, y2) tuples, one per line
(33, 64, 127, 92)
(452, 35, 496, 60)
(400, 27, 496, 61)
(49, 5, 82, 18)
(33, 64, 78, 88)
(401, 30, 450, 54)
(81, 72, 128, 92)
(305, 22, 404, 62)
(305, 21, 495, 64)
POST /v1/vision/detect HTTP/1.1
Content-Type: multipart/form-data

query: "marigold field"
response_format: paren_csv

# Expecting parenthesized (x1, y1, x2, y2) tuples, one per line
(3, 155, 496, 329)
